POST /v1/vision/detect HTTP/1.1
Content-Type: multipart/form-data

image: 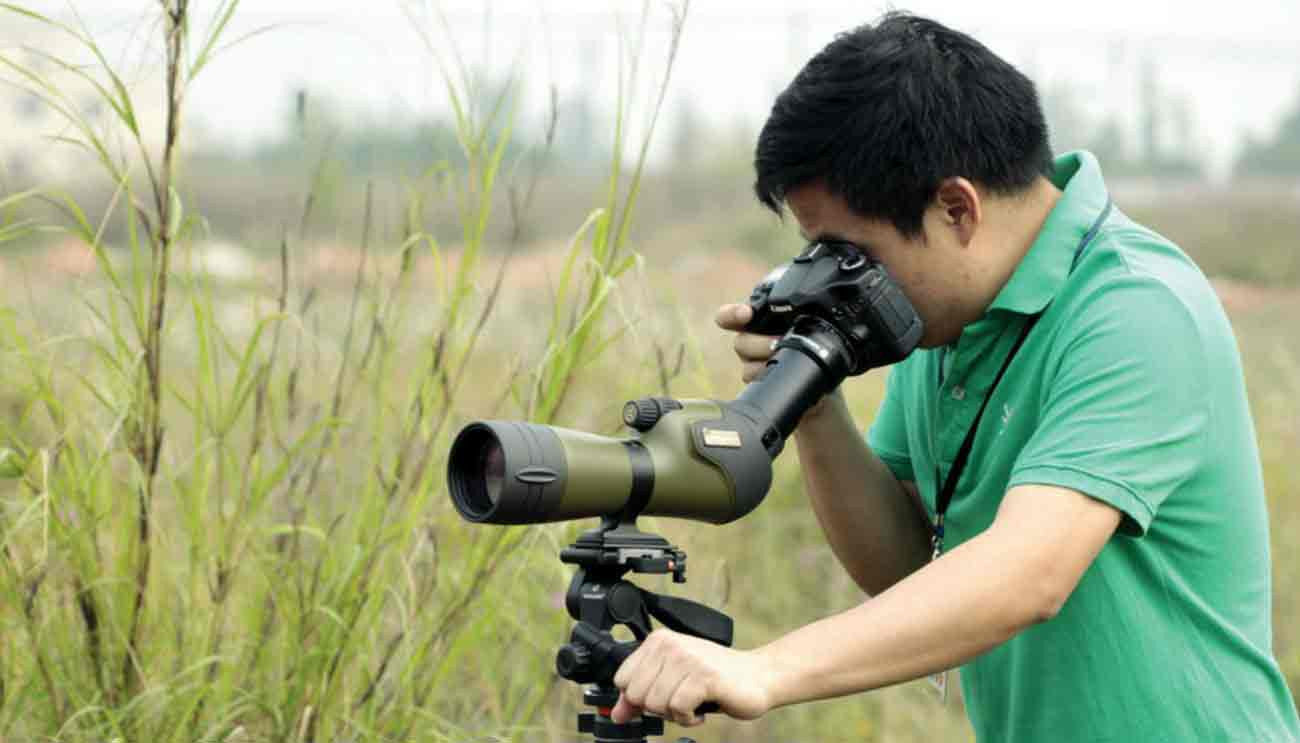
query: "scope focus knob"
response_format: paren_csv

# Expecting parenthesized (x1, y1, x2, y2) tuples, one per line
(622, 399, 661, 431)
(625, 396, 686, 432)
(556, 643, 594, 681)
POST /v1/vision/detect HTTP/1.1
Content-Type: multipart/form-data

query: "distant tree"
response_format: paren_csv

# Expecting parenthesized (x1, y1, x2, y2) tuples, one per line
(550, 90, 608, 170)
(1040, 67, 1203, 179)
(1132, 58, 1203, 178)
(1234, 84, 1300, 176)
(1042, 80, 1140, 173)
(669, 95, 706, 167)
(1041, 80, 1093, 155)
(1139, 57, 1161, 169)
(549, 38, 613, 172)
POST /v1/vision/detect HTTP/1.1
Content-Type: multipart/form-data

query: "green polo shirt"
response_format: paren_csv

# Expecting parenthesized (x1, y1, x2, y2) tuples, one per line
(866, 151, 1300, 742)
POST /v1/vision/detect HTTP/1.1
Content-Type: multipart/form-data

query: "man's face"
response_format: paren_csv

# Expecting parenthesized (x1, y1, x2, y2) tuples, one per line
(784, 179, 975, 348)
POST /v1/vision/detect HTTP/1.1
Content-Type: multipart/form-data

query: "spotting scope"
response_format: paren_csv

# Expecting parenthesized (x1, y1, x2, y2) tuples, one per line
(447, 239, 924, 526)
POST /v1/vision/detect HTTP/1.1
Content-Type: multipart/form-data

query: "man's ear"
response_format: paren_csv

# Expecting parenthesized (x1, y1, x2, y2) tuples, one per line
(934, 177, 981, 247)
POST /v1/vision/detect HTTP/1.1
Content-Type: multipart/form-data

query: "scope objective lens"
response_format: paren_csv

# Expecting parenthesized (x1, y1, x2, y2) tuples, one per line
(482, 439, 504, 506)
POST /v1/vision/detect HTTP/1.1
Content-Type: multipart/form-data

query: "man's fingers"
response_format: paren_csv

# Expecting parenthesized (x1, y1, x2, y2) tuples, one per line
(611, 695, 640, 724)
(733, 332, 778, 362)
(741, 361, 769, 384)
(668, 677, 710, 727)
(644, 666, 690, 722)
(613, 646, 643, 691)
(714, 303, 753, 331)
(622, 652, 664, 714)
(719, 302, 774, 386)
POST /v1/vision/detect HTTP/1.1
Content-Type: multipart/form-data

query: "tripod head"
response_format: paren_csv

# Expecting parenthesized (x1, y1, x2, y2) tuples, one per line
(556, 515, 734, 743)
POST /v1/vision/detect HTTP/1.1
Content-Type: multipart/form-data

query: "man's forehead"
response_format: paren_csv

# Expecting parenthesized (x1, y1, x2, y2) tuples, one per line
(798, 226, 851, 243)
(786, 181, 895, 235)
(786, 181, 845, 236)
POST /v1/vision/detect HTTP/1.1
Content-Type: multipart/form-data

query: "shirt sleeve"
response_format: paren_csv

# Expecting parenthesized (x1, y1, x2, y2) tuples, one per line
(867, 364, 915, 483)
(1007, 275, 1211, 536)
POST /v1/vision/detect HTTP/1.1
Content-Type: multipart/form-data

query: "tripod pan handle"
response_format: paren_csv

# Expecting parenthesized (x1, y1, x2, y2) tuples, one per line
(610, 642, 723, 717)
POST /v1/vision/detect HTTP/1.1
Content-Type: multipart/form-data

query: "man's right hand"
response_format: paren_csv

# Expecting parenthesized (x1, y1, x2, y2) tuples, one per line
(714, 303, 775, 384)
(714, 302, 844, 422)
(715, 304, 926, 594)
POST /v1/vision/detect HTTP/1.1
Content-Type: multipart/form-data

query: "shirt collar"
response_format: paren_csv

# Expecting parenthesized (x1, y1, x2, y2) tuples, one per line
(986, 150, 1111, 316)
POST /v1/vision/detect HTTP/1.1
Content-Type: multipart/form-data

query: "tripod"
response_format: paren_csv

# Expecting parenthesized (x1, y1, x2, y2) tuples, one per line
(555, 515, 735, 743)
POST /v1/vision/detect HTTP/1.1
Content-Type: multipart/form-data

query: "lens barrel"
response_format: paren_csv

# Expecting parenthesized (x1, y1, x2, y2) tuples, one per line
(738, 315, 852, 442)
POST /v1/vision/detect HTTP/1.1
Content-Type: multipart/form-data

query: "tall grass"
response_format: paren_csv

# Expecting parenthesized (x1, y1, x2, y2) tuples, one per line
(0, 1, 691, 741)
(2, 4, 1295, 743)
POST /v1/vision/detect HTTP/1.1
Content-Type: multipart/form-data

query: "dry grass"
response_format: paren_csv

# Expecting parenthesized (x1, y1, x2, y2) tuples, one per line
(0, 2, 1296, 741)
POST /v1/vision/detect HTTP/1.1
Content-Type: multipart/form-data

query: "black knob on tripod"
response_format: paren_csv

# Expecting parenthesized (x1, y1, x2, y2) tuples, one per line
(556, 642, 594, 681)
(557, 622, 636, 685)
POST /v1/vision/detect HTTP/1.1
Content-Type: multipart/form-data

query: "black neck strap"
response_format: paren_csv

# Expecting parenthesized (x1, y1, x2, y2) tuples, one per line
(934, 313, 1040, 526)
(931, 197, 1113, 554)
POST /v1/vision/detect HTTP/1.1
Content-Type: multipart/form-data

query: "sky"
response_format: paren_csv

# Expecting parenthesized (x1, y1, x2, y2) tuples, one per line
(10, 0, 1300, 177)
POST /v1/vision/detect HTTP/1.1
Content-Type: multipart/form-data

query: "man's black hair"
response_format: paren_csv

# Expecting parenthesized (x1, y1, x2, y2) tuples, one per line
(754, 11, 1053, 236)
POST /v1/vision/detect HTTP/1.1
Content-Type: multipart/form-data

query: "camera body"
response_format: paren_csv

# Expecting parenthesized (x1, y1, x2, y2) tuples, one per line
(747, 240, 923, 375)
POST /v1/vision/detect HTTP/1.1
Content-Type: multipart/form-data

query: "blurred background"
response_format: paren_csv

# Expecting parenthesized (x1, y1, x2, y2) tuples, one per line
(0, 1, 1296, 741)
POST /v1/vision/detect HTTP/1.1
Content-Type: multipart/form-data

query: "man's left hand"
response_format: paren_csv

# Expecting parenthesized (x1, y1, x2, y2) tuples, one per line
(611, 628, 776, 727)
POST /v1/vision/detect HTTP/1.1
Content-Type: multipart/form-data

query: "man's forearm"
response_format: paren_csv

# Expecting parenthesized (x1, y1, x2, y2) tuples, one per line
(750, 484, 1120, 711)
(794, 390, 931, 595)
(754, 525, 1042, 708)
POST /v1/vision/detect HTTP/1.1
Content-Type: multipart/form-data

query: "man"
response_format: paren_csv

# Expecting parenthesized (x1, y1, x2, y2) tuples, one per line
(610, 12, 1300, 742)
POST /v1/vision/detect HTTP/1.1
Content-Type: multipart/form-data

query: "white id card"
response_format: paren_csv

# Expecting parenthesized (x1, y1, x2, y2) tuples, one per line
(928, 670, 948, 703)
(928, 529, 949, 703)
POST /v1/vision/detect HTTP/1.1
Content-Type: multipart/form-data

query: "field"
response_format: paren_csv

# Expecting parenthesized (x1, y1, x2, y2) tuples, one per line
(1, 179, 1298, 742)
(1, 3, 1298, 742)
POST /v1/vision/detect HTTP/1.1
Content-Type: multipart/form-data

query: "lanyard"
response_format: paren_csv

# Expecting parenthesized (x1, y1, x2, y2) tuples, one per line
(931, 313, 1040, 560)
(930, 197, 1114, 560)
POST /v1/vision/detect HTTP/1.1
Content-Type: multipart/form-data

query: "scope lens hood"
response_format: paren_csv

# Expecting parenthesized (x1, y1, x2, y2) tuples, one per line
(448, 421, 568, 524)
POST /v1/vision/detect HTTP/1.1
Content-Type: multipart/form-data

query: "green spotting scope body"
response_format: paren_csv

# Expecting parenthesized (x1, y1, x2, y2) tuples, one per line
(447, 239, 924, 527)
(449, 398, 776, 525)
